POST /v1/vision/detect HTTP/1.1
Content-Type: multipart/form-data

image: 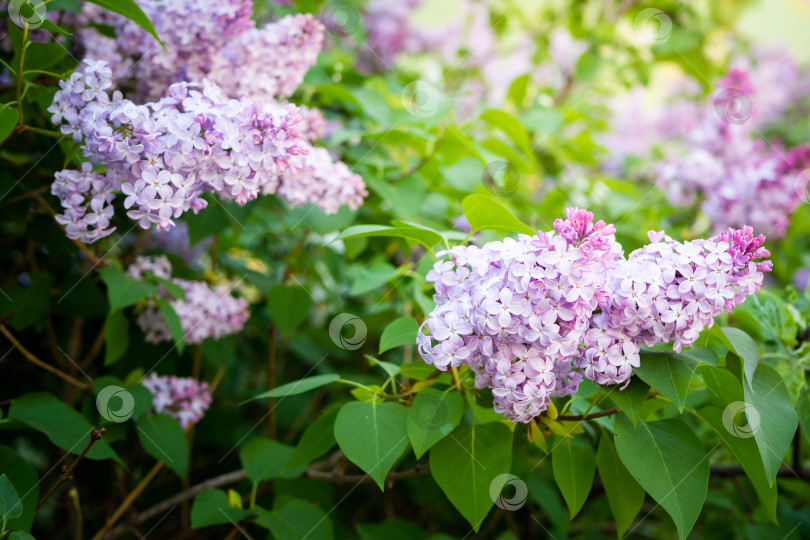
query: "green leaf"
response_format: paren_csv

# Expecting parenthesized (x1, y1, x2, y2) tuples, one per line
(92, 376, 153, 420)
(0, 446, 38, 533)
(334, 225, 444, 252)
(22, 42, 65, 72)
(379, 317, 419, 354)
(356, 519, 426, 540)
(8, 393, 119, 462)
(284, 406, 340, 471)
(8, 531, 36, 540)
(429, 422, 513, 531)
(104, 309, 130, 366)
(609, 377, 650, 426)
(99, 267, 157, 313)
(596, 434, 644, 537)
(0, 106, 19, 142)
(239, 438, 302, 483)
(551, 436, 595, 518)
(136, 414, 188, 476)
(461, 194, 535, 235)
(694, 406, 777, 522)
(255, 499, 334, 540)
(635, 347, 718, 411)
(614, 416, 709, 539)
(334, 400, 409, 490)
(350, 262, 397, 296)
(709, 326, 758, 384)
(267, 285, 312, 336)
(84, 0, 163, 46)
(480, 110, 532, 154)
(146, 274, 185, 300)
(246, 374, 339, 402)
(407, 388, 463, 458)
(190, 489, 250, 528)
(700, 365, 743, 408)
(366, 355, 400, 378)
(155, 298, 185, 354)
(0, 474, 23, 521)
(745, 364, 798, 485)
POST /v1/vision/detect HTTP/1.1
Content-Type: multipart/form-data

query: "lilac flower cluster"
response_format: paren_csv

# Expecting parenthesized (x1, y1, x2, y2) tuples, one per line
(47, 60, 365, 241)
(75, 1, 322, 103)
(657, 67, 810, 236)
(142, 373, 212, 428)
(417, 209, 771, 423)
(127, 256, 249, 345)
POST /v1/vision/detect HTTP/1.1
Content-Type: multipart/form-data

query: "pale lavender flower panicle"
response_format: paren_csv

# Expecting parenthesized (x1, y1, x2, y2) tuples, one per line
(417, 209, 772, 423)
(142, 373, 212, 429)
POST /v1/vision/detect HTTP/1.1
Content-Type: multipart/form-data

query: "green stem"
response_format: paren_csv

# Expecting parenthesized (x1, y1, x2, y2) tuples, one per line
(16, 23, 29, 125)
(335, 379, 375, 392)
(20, 125, 63, 138)
(249, 482, 258, 512)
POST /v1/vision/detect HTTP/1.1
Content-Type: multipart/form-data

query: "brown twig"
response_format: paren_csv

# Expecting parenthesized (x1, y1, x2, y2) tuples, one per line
(90, 461, 164, 540)
(0, 324, 90, 390)
(38, 428, 106, 509)
(556, 391, 659, 421)
(0, 185, 49, 208)
(304, 463, 430, 485)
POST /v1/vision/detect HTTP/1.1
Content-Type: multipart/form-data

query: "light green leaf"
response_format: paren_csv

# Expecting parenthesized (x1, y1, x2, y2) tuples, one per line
(609, 377, 650, 426)
(709, 326, 759, 384)
(136, 414, 188, 476)
(246, 374, 339, 402)
(366, 355, 400, 378)
(480, 110, 532, 154)
(334, 400, 409, 490)
(461, 194, 535, 235)
(407, 388, 463, 458)
(99, 267, 157, 313)
(614, 416, 709, 540)
(350, 262, 397, 296)
(255, 499, 334, 540)
(596, 433, 644, 537)
(0, 474, 23, 521)
(8, 393, 119, 462)
(334, 225, 444, 252)
(429, 422, 513, 531)
(695, 406, 777, 522)
(379, 317, 419, 354)
(239, 438, 302, 483)
(190, 489, 249, 528)
(635, 347, 718, 411)
(284, 406, 340, 472)
(745, 364, 798, 485)
(84, 0, 163, 46)
(552, 436, 595, 518)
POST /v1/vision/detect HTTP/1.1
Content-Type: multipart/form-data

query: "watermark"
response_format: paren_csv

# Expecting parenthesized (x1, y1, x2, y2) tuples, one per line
(96, 385, 135, 423)
(318, 0, 361, 37)
(794, 168, 810, 204)
(490, 473, 528, 511)
(8, 0, 47, 30)
(722, 401, 760, 438)
(482, 160, 520, 197)
(410, 392, 449, 430)
(713, 88, 753, 125)
(633, 8, 673, 46)
(328, 313, 367, 350)
(402, 80, 441, 118)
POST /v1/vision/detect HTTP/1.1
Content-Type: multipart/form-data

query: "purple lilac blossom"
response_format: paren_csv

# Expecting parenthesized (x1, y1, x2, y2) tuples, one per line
(417, 208, 771, 423)
(142, 373, 212, 428)
(127, 256, 249, 345)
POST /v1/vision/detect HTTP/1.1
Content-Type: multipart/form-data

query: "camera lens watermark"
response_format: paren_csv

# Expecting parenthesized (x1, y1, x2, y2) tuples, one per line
(482, 160, 520, 197)
(722, 401, 760, 439)
(490, 473, 528, 511)
(8, 0, 47, 30)
(633, 8, 672, 46)
(96, 385, 135, 423)
(794, 168, 810, 204)
(410, 392, 449, 430)
(713, 88, 753, 125)
(318, 0, 360, 37)
(329, 313, 367, 350)
(402, 81, 441, 118)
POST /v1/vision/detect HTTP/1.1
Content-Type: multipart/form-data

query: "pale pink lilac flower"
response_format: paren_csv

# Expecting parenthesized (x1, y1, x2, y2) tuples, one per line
(142, 373, 212, 428)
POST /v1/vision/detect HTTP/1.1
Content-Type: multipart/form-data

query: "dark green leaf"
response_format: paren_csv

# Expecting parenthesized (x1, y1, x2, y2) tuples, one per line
(104, 310, 130, 366)
(284, 406, 340, 471)
(552, 436, 595, 518)
(429, 422, 513, 531)
(99, 267, 157, 313)
(798, 385, 810, 445)
(635, 347, 717, 411)
(0, 474, 23, 521)
(0, 446, 37, 532)
(267, 285, 312, 336)
(155, 298, 185, 354)
(334, 400, 409, 490)
(596, 433, 644, 537)
(246, 374, 339, 402)
(407, 388, 463, 459)
(8, 393, 119, 462)
(190, 489, 249, 528)
(254, 499, 333, 540)
(379, 317, 419, 354)
(614, 416, 709, 539)
(136, 414, 188, 476)
(239, 438, 302, 483)
(609, 377, 650, 426)
(0, 107, 19, 142)
(710, 326, 758, 384)
(84, 0, 163, 45)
